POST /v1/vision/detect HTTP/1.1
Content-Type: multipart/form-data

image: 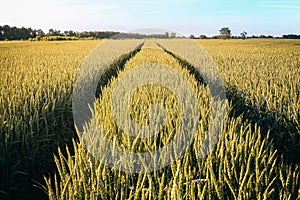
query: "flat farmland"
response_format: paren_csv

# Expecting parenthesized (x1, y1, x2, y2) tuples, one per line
(0, 39, 299, 200)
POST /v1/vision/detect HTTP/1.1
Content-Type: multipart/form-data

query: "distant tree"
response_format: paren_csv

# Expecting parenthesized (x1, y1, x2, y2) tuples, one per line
(219, 27, 231, 39)
(259, 35, 266, 38)
(170, 32, 176, 38)
(189, 34, 195, 39)
(80, 31, 90, 38)
(240, 31, 247, 39)
(48, 29, 61, 36)
(55, 30, 62, 36)
(28, 28, 37, 38)
(0, 26, 4, 40)
(199, 34, 207, 39)
(2, 25, 12, 39)
(36, 29, 45, 36)
(9, 26, 31, 40)
(64, 30, 76, 37)
(211, 35, 220, 39)
(0, 25, 38, 40)
(283, 34, 300, 39)
(165, 32, 169, 38)
(48, 29, 54, 36)
(257, 35, 272, 39)
(75, 31, 80, 37)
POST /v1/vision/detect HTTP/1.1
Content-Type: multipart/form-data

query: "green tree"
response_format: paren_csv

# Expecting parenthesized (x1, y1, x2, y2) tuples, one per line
(0, 26, 4, 40)
(165, 32, 169, 38)
(189, 34, 195, 39)
(36, 29, 45, 37)
(3, 25, 12, 40)
(48, 29, 54, 36)
(199, 34, 207, 39)
(64, 30, 76, 37)
(219, 27, 231, 39)
(240, 31, 247, 39)
(48, 29, 61, 36)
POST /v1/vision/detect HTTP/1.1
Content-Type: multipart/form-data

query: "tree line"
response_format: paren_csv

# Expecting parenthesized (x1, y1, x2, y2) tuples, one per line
(282, 34, 300, 39)
(0, 25, 122, 40)
(0, 25, 299, 41)
(192, 27, 280, 40)
(0, 25, 177, 40)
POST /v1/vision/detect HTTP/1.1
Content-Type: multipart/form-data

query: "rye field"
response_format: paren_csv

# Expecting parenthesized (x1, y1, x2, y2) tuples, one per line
(0, 39, 299, 200)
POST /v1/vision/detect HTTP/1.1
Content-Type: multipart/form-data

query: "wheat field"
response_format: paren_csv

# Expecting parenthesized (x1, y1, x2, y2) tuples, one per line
(0, 39, 299, 200)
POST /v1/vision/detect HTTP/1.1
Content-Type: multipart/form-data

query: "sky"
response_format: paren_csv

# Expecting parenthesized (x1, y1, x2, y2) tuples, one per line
(0, 0, 299, 36)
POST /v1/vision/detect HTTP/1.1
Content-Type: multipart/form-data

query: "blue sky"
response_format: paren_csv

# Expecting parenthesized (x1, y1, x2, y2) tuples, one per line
(1, 0, 299, 36)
